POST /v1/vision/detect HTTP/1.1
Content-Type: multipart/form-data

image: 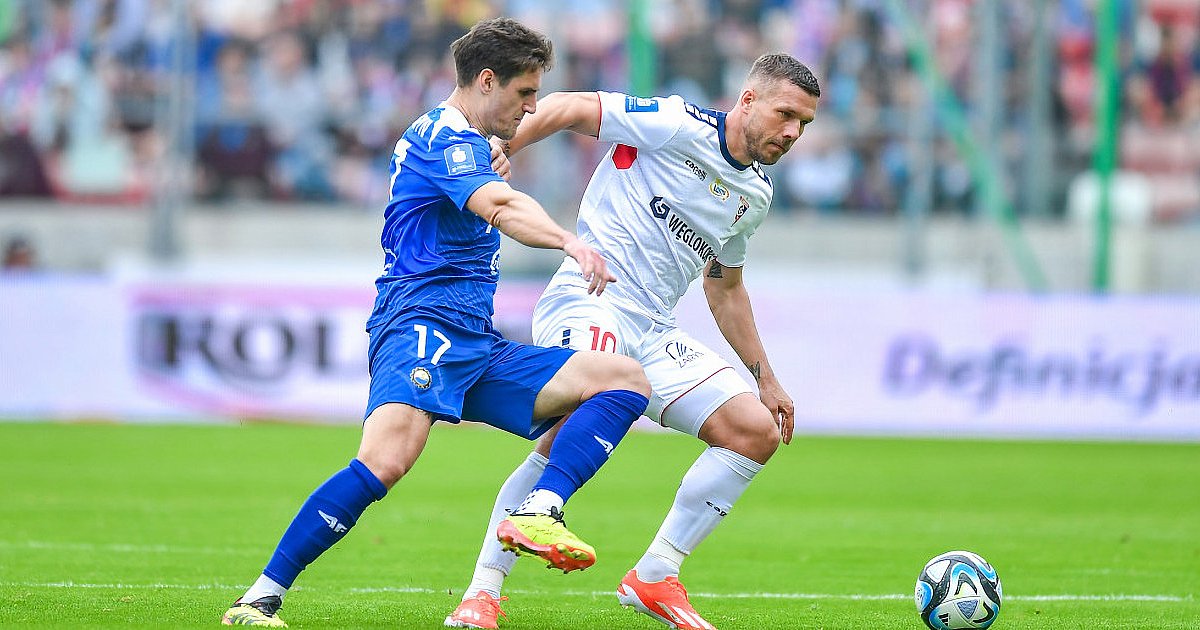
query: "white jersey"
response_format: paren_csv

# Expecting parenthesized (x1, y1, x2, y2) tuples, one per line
(560, 91, 774, 323)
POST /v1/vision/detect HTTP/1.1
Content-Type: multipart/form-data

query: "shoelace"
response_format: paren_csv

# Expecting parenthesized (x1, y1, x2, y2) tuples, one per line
(244, 596, 283, 617)
(477, 594, 509, 620)
(665, 577, 689, 600)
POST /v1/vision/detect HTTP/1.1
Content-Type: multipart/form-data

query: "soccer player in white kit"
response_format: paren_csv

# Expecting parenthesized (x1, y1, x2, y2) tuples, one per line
(446, 54, 820, 630)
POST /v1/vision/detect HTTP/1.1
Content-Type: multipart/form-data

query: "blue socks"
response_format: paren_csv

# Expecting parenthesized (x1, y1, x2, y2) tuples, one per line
(258, 390, 645, 588)
(262, 459, 387, 588)
(534, 389, 648, 503)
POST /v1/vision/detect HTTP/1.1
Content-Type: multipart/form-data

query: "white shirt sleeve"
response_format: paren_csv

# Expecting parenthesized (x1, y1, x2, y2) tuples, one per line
(718, 228, 753, 267)
(718, 197, 770, 267)
(596, 92, 686, 151)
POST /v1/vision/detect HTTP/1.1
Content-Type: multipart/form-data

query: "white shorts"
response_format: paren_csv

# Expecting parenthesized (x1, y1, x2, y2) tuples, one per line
(532, 270, 753, 437)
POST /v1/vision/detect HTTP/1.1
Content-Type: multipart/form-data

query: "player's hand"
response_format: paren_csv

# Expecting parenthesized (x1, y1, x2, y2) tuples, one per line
(563, 235, 617, 295)
(489, 136, 512, 181)
(759, 378, 795, 445)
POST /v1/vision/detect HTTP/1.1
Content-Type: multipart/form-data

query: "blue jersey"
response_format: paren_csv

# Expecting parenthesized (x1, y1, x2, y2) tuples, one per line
(368, 103, 505, 330)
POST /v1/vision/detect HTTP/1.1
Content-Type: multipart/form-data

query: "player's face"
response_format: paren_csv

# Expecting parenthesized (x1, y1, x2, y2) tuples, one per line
(485, 68, 542, 140)
(741, 81, 818, 165)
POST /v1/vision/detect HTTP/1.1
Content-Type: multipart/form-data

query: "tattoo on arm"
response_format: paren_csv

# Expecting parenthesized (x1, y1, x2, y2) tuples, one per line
(707, 261, 724, 278)
(748, 361, 761, 382)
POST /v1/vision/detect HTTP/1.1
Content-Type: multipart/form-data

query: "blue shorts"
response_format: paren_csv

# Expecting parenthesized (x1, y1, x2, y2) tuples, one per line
(365, 309, 574, 439)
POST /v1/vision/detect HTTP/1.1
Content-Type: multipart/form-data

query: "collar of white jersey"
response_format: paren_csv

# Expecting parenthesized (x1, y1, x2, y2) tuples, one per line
(714, 110, 754, 172)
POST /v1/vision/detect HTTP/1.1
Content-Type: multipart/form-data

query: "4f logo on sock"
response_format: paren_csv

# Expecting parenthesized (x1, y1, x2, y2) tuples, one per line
(593, 435, 614, 455)
(318, 510, 348, 533)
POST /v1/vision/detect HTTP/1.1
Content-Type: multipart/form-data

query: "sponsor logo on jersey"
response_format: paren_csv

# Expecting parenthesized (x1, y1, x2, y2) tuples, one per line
(684, 159, 707, 180)
(709, 179, 731, 201)
(625, 96, 660, 112)
(444, 143, 477, 176)
(410, 366, 432, 389)
(648, 196, 718, 263)
(665, 340, 704, 368)
(734, 195, 749, 224)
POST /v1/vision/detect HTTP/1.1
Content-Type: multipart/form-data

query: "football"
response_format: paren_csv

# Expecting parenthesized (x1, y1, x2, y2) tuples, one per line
(914, 550, 1003, 629)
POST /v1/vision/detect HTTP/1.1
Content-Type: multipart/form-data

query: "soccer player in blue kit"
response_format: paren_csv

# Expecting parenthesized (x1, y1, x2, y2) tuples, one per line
(221, 18, 650, 628)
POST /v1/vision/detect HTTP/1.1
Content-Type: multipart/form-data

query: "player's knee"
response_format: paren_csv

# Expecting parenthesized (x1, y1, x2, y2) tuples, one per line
(730, 408, 781, 464)
(355, 453, 410, 488)
(749, 411, 782, 461)
(598, 354, 650, 397)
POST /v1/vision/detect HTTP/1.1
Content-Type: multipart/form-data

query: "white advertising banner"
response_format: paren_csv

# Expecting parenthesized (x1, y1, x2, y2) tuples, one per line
(1, 276, 1197, 439)
(673, 283, 1200, 440)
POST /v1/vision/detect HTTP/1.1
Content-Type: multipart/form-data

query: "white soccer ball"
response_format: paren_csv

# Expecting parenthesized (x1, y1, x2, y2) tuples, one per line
(914, 550, 1002, 629)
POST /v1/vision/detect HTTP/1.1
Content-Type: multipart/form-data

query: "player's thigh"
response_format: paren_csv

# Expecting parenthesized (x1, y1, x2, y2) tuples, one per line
(459, 336, 576, 439)
(530, 350, 647, 420)
(365, 312, 491, 422)
(642, 331, 754, 437)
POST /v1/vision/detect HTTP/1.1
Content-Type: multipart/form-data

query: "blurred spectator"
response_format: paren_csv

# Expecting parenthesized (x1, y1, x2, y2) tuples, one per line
(195, 40, 272, 200)
(782, 121, 855, 212)
(1, 234, 37, 270)
(254, 31, 334, 200)
(1146, 25, 1194, 122)
(0, 0, 1196, 219)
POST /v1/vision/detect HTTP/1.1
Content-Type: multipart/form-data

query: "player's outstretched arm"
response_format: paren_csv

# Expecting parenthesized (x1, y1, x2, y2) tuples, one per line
(502, 92, 602, 156)
(702, 260, 795, 444)
(466, 180, 615, 294)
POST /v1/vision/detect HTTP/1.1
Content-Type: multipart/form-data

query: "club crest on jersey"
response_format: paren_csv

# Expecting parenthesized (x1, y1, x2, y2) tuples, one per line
(444, 143, 477, 176)
(709, 179, 731, 202)
(734, 195, 749, 224)
(410, 367, 432, 389)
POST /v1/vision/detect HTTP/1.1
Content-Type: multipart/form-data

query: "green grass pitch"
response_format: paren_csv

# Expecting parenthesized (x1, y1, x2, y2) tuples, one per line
(1, 421, 1197, 629)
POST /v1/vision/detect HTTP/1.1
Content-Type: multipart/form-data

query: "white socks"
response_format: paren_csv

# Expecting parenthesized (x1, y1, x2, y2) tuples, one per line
(463, 445, 763, 596)
(514, 488, 564, 515)
(463, 451, 547, 600)
(241, 574, 286, 603)
(634, 446, 762, 582)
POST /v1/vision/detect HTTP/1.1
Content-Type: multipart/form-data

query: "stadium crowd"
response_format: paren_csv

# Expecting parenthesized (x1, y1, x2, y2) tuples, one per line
(0, 0, 1198, 218)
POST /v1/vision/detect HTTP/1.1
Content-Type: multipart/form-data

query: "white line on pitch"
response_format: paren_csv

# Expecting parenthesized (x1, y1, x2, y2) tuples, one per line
(353, 587, 1193, 603)
(0, 540, 255, 555)
(1, 582, 1192, 603)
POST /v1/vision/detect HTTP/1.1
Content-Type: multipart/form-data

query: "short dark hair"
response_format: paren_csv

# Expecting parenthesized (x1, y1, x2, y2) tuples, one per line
(749, 53, 821, 97)
(450, 18, 554, 87)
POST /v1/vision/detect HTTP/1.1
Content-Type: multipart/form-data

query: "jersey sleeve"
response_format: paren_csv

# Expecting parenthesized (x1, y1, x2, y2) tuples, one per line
(717, 227, 755, 268)
(596, 91, 686, 151)
(717, 196, 771, 267)
(420, 132, 504, 209)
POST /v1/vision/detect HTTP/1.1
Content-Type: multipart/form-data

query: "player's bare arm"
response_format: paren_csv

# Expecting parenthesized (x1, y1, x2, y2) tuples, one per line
(502, 91, 602, 156)
(466, 180, 616, 294)
(702, 259, 795, 444)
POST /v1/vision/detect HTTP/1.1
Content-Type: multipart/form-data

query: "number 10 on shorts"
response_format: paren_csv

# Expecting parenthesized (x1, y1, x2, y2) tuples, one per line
(589, 326, 617, 352)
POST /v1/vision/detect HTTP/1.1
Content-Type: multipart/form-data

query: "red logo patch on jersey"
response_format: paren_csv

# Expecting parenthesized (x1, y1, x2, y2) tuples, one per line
(612, 144, 638, 169)
(734, 195, 749, 224)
